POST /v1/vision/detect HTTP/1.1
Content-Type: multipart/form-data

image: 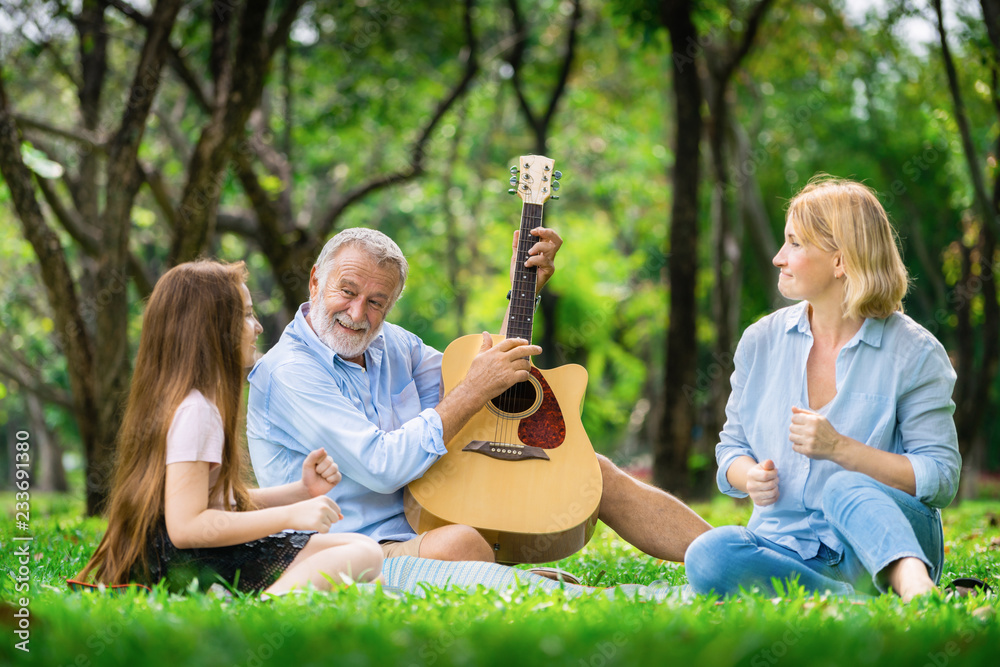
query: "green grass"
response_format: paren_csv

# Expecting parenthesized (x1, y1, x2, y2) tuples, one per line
(1, 494, 998, 666)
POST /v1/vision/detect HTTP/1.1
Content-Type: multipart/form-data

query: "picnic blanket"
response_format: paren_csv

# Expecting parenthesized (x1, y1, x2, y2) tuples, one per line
(373, 556, 686, 602)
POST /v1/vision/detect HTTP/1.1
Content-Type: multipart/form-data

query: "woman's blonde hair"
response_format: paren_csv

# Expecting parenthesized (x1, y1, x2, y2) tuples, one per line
(78, 260, 256, 585)
(787, 175, 909, 319)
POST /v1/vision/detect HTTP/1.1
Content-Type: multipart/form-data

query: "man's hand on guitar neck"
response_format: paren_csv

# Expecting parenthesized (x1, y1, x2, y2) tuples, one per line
(511, 227, 563, 293)
(434, 333, 542, 446)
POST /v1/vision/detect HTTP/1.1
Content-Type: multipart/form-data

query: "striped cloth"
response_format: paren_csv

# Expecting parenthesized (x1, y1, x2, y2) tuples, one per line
(371, 556, 686, 602)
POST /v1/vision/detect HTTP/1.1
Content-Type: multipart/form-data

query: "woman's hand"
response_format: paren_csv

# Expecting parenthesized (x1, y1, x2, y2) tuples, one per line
(747, 459, 781, 506)
(286, 495, 343, 533)
(301, 447, 342, 498)
(789, 406, 845, 461)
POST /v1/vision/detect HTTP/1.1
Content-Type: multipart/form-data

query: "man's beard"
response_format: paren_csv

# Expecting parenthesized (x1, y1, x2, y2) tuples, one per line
(311, 300, 381, 360)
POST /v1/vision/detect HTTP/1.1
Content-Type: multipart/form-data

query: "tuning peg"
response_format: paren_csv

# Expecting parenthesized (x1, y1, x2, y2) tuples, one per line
(551, 195, 559, 200)
(553, 170, 562, 180)
(510, 165, 519, 175)
(509, 176, 518, 186)
(508, 188, 517, 195)
(551, 181, 560, 191)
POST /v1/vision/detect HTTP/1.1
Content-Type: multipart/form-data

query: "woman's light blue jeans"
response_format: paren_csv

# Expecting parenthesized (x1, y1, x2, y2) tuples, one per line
(684, 471, 945, 597)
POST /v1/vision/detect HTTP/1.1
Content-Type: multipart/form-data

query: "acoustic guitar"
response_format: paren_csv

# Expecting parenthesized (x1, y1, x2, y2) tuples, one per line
(404, 155, 602, 564)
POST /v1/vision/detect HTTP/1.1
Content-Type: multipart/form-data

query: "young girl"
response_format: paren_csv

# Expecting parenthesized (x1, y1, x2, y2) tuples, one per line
(78, 260, 383, 595)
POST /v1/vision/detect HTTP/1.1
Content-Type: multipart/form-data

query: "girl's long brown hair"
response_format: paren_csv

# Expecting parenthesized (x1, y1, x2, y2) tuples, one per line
(78, 260, 256, 584)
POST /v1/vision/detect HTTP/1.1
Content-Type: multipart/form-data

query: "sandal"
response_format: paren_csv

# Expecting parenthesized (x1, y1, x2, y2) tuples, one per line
(525, 567, 582, 585)
(66, 579, 151, 594)
(945, 577, 993, 598)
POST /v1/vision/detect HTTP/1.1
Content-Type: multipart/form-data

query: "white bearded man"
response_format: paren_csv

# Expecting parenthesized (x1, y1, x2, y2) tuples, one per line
(248, 227, 711, 562)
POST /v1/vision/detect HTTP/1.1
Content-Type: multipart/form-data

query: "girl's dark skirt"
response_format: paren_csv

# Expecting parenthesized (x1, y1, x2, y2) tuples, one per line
(134, 523, 317, 593)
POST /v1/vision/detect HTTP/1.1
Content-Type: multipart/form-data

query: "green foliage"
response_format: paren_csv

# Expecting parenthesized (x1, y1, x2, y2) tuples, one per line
(1, 496, 998, 666)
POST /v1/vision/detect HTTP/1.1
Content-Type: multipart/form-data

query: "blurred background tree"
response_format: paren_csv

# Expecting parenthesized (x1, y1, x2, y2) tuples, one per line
(1, 0, 997, 514)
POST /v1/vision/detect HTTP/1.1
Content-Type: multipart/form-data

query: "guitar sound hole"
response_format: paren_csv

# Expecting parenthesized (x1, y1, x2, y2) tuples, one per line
(490, 380, 539, 415)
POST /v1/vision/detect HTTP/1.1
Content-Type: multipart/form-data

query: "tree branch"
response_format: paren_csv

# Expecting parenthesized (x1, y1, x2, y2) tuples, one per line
(0, 66, 98, 440)
(171, 0, 301, 264)
(138, 163, 179, 230)
(505, 0, 540, 137)
(34, 175, 101, 255)
(152, 107, 193, 164)
(0, 352, 75, 411)
(981, 0, 1000, 57)
(75, 0, 109, 131)
(714, 0, 774, 85)
(39, 39, 80, 90)
(314, 0, 479, 240)
(105, 0, 184, 218)
(216, 211, 260, 238)
(107, 0, 213, 112)
(541, 0, 582, 134)
(37, 171, 156, 300)
(12, 113, 105, 151)
(933, 0, 999, 238)
(267, 0, 307, 62)
(127, 253, 154, 300)
(211, 0, 235, 98)
(233, 150, 285, 248)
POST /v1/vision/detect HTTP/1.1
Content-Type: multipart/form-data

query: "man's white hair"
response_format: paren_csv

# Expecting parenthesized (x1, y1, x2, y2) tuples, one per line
(314, 228, 409, 306)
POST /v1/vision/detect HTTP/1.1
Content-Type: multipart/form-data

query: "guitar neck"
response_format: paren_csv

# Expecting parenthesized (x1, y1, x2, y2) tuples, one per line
(507, 202, 543, 341)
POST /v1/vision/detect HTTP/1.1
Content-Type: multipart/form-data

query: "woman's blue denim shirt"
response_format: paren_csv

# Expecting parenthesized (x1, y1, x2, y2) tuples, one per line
(716, 302, 961, 559)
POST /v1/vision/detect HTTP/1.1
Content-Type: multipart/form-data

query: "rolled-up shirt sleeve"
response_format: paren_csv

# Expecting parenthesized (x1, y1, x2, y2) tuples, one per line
(264, 361, 446, 495)
(897, 342, 961, 508)
(716, 334, 756, 498)
(410, 340, 444, 409)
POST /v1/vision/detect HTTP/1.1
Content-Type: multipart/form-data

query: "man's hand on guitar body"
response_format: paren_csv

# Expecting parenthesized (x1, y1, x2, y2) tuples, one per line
(434, 333, 541, 446)
(467, 333, 541, 399)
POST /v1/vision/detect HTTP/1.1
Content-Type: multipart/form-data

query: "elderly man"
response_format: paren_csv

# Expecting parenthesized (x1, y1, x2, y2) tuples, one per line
(248, 227, 710, 562)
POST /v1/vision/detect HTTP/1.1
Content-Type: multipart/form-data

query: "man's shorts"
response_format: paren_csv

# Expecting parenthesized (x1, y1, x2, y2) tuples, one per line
(379, 533, 425, 559)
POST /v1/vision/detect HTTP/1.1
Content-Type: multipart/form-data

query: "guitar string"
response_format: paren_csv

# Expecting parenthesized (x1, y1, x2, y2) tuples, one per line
(507, 202, 541, 448)
(501, 204, 526, 448)
(508, 206, 528, 447)
(496, 201, 536, 448)
(519, 204, 540, 443)
(505, 203, 529, 448)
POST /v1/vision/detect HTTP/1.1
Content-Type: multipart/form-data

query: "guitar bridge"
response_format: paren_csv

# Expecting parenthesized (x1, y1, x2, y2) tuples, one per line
(462, 440, 550, 461)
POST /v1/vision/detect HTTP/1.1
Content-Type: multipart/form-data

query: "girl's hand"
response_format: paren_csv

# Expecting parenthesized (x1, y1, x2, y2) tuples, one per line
(302, 448, 342, 497)
(789, 406, 844, 461)
(746, 459, 780, 506)
(287, 495, 343, 533)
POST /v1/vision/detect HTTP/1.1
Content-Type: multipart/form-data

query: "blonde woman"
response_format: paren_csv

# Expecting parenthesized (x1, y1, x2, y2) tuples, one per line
(77, 260, 382, 595)
(685, 177, 961, 602)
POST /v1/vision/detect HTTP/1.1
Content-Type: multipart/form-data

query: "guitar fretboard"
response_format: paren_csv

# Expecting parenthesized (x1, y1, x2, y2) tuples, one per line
(507, 202, 543, 341)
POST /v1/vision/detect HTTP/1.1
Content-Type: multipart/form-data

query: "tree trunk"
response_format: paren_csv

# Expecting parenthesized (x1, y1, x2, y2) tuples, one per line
(25, 392, 68, 492)
(655, 0, 702, 496)
(0, 72, 103, 510)
(935, 0, 1000, 487)
(170, 0, 279, 264)
(702, 0, 772, 479)
(1, 0, 183, 514)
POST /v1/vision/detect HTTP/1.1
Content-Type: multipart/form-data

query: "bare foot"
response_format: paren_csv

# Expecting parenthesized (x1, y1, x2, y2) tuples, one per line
(885, 557, 935, 603)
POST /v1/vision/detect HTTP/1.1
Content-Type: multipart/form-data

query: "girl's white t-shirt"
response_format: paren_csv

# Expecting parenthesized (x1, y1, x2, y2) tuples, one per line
(165, 389, 229, 509)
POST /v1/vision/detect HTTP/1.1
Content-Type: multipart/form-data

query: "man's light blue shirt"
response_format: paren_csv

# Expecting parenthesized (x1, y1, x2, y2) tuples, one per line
(247, 303, 446, 543)
(716, 302, 961, 560)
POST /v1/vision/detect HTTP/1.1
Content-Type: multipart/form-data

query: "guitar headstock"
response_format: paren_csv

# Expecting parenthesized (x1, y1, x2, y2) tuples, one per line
(508, 155, 562, 204)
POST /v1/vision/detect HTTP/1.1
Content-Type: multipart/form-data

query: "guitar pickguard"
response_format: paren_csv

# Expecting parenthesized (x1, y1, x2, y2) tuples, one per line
(517, 367, 566, 449)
